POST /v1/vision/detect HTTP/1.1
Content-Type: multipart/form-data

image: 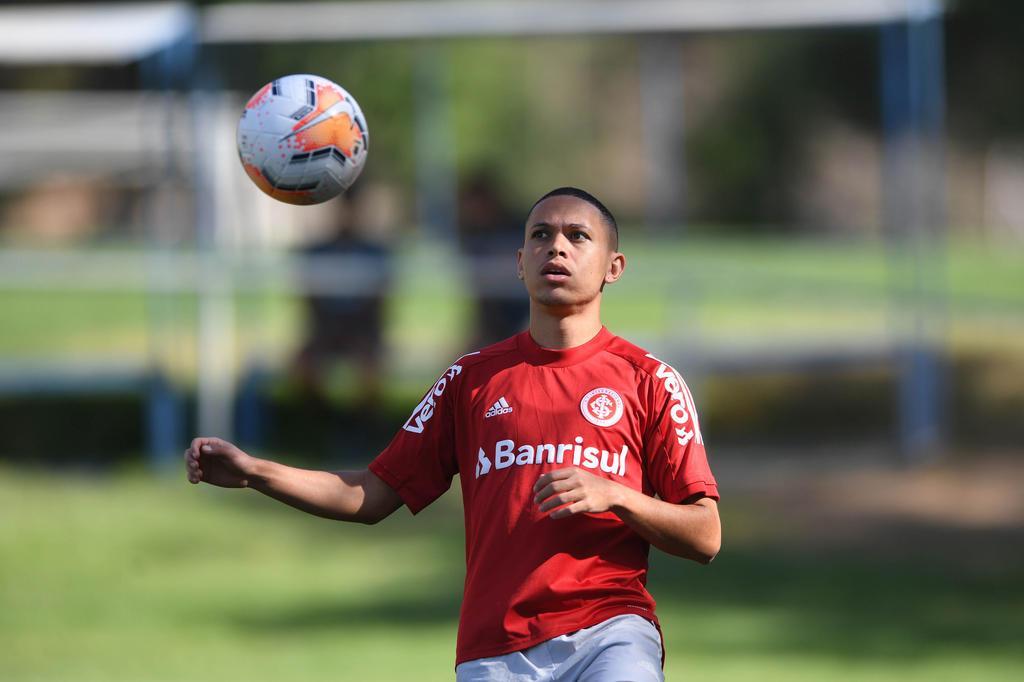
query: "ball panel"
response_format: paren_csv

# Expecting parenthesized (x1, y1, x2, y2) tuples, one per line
(313, 174, 344, 203)
(294, 111, 364, 158)
(242, 162, 320, 206)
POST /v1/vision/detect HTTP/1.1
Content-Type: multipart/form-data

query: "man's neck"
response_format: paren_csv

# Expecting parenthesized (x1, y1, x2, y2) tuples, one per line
(528, 300, 604, 349)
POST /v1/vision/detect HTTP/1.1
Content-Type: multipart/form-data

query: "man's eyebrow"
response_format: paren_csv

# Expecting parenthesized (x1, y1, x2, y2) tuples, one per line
(528, 221, 592, 230)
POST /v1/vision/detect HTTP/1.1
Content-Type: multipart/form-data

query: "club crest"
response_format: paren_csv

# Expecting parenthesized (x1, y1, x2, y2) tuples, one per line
(580, 387, 624, 427)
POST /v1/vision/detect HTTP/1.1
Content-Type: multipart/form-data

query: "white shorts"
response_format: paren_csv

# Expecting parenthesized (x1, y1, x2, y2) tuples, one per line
(455, 614, 664, 682)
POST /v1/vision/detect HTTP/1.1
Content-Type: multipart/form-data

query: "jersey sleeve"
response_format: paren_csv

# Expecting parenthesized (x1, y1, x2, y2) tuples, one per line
(368, 362, 463, 514)
(641, 361, 719, 503)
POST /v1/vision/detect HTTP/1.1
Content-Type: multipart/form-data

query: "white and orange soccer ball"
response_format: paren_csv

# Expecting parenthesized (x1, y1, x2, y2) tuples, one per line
(237, 74, 369, 205)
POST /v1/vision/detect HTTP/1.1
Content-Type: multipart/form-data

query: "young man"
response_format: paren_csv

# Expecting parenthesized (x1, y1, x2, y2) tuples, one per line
(184, 187, 721, 681)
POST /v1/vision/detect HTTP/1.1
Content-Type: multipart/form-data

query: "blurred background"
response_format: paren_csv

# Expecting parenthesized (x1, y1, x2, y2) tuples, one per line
(1, 1, 1021, 680)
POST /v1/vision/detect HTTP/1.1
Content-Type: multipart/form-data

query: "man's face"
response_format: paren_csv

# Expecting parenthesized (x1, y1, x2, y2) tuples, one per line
(517, 195, 625, 309)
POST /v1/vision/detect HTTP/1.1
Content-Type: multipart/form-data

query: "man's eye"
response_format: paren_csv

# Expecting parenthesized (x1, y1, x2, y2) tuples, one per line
(571, 231, 589, 241)
(532, 230, 548, 239)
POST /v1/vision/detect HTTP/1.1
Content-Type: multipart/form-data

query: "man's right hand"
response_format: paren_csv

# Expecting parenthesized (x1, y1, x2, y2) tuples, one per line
(185, 437, 259, 489)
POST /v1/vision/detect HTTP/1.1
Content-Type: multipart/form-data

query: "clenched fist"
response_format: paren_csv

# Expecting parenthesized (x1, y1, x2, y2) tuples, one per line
(184, 437, 259, 489)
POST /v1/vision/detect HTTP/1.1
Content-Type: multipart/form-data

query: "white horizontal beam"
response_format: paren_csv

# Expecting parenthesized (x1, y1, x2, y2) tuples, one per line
(0, 250, 426, 297)
(0, 2, 194, 64)
(0, 92, 196, 186)
(203, 0, 942, 44)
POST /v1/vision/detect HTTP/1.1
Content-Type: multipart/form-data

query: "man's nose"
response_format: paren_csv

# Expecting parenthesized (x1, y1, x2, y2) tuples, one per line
(547, 233, 569, 257)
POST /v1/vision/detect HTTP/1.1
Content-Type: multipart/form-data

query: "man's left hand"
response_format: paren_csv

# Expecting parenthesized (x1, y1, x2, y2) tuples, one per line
(533, 467, 627, 519)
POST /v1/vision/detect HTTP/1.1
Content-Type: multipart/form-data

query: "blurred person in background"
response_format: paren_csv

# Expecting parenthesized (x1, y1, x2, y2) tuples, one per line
(186, 187, 720, 681)
(457, 171, 530, 348)
(291, 184, 394, 416)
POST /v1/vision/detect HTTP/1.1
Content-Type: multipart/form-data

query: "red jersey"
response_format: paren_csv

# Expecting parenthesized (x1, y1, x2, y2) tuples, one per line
(369, 326, 718, 665)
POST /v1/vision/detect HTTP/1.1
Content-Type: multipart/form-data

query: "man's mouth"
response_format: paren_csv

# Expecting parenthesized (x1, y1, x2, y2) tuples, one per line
(540, 263, 571, 282)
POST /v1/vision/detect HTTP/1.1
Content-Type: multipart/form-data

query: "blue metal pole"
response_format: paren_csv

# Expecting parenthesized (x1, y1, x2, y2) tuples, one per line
(879, 6, 946, 462)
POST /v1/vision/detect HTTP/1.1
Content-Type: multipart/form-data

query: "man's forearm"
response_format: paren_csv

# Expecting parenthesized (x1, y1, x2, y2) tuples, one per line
(248, 460, 398, 524)
(611, 488, 721, 563)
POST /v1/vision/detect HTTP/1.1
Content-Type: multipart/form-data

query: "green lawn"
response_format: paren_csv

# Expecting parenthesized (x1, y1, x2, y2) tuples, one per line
(2, 466, 1021, 681)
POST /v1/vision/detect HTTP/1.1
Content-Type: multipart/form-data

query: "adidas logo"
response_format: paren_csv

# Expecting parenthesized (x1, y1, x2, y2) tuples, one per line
(485, 397, 513, 418)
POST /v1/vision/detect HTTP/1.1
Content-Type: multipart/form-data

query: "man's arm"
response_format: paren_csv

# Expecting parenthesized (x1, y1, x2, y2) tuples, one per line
(533, 468, 721, 564)
(185, 437, 403, 525)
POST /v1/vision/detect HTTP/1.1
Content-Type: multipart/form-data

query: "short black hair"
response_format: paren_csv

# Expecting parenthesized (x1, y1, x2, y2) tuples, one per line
(529, 186, 619, 250)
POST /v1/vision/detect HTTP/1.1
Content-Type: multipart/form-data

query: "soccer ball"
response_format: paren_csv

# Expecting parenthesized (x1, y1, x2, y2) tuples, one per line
(237, 74, 369, 205)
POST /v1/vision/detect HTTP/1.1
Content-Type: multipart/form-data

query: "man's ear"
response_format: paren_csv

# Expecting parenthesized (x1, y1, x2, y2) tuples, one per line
(604, 251, 626, 284)
(516, 248, 524, 279)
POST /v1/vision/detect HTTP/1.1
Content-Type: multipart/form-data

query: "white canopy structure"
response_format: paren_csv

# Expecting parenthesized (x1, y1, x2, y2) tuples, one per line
(202, 0, 940, 42)
(0, 2, 195, 64)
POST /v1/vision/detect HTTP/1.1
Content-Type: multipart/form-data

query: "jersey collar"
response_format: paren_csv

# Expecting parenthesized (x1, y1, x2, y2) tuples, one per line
(517, 326, 613, 367)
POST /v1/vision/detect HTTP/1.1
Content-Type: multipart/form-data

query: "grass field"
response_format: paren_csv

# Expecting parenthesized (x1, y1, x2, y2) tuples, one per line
(2, 464, 1022, 682)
